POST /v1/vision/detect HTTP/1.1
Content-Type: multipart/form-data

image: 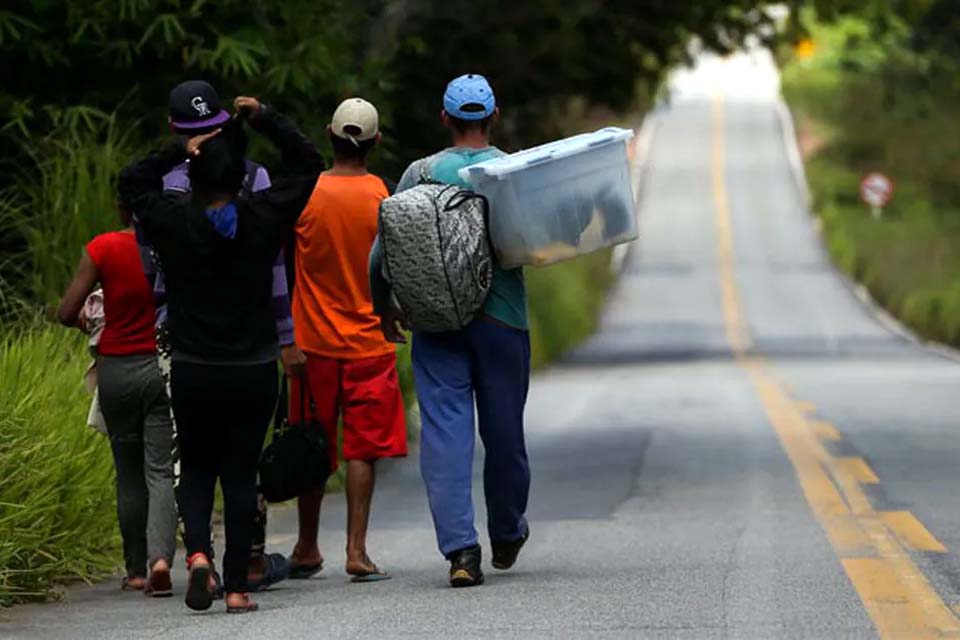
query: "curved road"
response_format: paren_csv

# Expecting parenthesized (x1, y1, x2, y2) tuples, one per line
(9, 53, 960, 639)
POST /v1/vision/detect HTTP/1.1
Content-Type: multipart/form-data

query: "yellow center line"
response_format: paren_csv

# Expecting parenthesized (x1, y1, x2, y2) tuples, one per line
(882, 512, 949, 553)
(811, 420, 843, 442)
(710, 93, 960, 639)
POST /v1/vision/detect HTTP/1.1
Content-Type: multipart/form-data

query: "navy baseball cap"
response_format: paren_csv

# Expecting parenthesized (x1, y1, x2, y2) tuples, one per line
(169, 80, 231, 131)
(443, 74, 496, 120)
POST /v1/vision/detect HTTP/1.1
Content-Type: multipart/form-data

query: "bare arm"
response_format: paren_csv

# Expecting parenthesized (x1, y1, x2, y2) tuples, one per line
(57, 250, 99, 328)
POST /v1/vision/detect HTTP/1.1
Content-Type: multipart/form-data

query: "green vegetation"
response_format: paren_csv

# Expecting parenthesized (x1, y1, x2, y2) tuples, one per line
(0, 0, 789, 605)
(1, 118, 136, 311)
(781, 4, 960, 346)
(0, 326, 119, 605)
(528, 251, 614, 368)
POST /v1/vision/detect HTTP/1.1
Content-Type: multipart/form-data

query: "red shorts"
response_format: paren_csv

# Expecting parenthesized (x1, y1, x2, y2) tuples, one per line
(289, 352, 407, 472)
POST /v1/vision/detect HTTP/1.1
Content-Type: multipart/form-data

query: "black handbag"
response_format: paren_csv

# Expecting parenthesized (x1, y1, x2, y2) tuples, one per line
(258, 374, 331, 503)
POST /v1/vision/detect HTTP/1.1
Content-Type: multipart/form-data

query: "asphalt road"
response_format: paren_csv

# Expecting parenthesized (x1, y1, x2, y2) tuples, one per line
(8, 52, 960, 640)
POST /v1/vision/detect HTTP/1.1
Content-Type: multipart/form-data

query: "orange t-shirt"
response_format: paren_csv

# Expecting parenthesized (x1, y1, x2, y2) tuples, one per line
(292, 173, 395, 359)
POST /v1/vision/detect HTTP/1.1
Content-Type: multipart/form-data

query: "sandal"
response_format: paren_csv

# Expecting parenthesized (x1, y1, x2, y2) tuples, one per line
(225, 592, 259, 614)
(348, 565, 391, 583)
(144, 562, 173, 598)
(121, 576, 146, 592)
(211, 569, 225, 600)
(287, 557, 323, 580)
(347, 554, 391, 583)
(246, 553, 289, 592)
(185, 553, 214, 612)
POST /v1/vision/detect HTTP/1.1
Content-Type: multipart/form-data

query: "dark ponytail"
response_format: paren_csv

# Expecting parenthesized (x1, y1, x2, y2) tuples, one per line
(188, 116, 249, 201)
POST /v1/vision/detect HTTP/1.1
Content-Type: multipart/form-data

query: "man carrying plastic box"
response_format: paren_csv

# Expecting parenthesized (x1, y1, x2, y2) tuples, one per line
(370, 74, 531, 588)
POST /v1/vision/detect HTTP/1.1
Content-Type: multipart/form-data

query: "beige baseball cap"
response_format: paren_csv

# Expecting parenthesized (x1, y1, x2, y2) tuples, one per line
(330, 98, 379, 146)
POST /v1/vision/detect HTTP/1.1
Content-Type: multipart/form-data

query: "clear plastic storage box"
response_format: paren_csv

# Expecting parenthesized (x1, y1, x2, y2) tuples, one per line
(459, 127, 638, 268)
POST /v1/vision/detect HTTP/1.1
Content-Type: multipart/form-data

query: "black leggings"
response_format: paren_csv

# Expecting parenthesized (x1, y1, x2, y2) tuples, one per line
(170, 361, 277, 593)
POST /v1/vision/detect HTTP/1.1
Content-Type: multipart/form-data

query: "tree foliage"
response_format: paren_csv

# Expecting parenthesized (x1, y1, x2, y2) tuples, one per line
(0, 1, 785, 167)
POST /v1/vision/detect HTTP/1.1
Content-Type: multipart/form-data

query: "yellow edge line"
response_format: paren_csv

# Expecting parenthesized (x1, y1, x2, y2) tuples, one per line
(711, 93, 959, 638)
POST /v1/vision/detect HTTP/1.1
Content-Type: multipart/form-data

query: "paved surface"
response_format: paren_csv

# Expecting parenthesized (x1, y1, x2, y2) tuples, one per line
(8, 52, 960, 639)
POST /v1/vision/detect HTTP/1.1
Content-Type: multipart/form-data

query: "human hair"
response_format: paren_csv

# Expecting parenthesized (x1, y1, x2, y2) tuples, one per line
(116, 200, 133, 227)
(188, 118, 248, 201)
(328, 130, 377, 162)
(445, 112, 494, 135)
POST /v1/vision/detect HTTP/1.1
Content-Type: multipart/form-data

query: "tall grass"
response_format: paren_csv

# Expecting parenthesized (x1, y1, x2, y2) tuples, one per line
(0, 325, 120, 605)
(0, 121, 132, 605)
(3, 116, 136, 312)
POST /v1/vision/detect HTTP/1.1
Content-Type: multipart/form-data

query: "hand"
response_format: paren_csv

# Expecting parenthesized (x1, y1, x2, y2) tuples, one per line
(381, 307, 409, 344)
(185, 129, 222, 157)
(233, 96, 261, 116)
(280, 344, 307, 378)
(78, 306, 90, 334)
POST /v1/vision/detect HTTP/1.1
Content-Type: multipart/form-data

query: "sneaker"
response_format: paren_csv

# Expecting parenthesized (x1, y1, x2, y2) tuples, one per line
(491, 525, 529, 571)
(448, 545, 484, 588)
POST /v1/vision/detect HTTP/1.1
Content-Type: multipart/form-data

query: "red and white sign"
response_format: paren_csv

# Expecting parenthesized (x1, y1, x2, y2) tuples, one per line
(860, 172, 894, 209)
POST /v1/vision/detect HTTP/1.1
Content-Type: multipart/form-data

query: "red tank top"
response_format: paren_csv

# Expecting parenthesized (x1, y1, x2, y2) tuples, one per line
(85, 231, 157, 356)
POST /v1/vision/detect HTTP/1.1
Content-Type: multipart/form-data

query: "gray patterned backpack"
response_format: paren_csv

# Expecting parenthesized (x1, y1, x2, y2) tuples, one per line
(378, 176, 493, 332)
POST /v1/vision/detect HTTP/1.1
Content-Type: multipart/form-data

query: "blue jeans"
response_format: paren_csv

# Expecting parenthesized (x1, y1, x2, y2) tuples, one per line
(412, 318, 531, 557)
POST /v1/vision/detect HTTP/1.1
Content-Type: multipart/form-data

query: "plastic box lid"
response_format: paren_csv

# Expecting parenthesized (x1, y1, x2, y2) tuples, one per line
(460, 127, 634, 181)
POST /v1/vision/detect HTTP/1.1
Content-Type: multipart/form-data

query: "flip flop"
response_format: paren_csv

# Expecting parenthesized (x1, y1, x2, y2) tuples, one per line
(212, 570, 225, 600)
(185, 553, 214, 612)
(287, 558, 323, 580)
(121, 576, 146, 592)
(348, 566, 392, 583)
(144, 565, 173, 598)
(226, 593, 259, 614)
(246, 553, 289, 592)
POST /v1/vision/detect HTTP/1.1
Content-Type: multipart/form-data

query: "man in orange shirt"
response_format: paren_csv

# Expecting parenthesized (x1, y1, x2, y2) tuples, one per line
(287, 98, 406, 582)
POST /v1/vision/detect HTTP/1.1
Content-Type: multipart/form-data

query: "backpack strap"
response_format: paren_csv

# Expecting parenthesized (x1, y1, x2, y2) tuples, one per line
(416, 155, 446, 186)
(418, 159, 432, 184)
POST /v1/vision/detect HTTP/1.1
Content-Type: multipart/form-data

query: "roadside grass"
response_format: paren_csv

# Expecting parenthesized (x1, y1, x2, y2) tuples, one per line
(527, 249, 614, 368)
(0, 325, 120, 606)
(807, 156, 960, 346)
(781, 14, 960, 349)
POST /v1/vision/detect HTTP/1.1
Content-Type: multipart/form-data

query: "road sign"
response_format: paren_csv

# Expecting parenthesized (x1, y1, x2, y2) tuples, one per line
(795, 38, 816, 60)
(860, 172, 894, 218)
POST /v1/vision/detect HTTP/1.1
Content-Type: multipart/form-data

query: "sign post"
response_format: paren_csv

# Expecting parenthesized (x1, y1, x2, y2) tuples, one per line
(860, 172, 894, 220)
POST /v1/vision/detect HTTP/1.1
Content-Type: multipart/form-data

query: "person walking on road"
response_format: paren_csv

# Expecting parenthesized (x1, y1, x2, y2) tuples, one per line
(144, 80, 297, 594)
(58, 200, 177, 598)
(119, 96, 324, 613)
(370, 74, 531, 588)
(286, 98, 407, 583)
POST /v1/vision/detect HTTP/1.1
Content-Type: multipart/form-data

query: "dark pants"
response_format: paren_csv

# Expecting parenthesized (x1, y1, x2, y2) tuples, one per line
(155, 324, 270, 562)
(170, 361, 277, 593)
(412, 318, 531, 557)
(97, 354, 177, 578)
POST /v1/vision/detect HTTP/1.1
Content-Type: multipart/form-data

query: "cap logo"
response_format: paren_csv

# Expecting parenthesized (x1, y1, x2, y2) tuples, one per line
(191, 96, 212, 117)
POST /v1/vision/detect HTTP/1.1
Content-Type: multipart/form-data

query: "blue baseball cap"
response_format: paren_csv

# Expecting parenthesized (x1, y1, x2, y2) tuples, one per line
(443, 74, 496, 121)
